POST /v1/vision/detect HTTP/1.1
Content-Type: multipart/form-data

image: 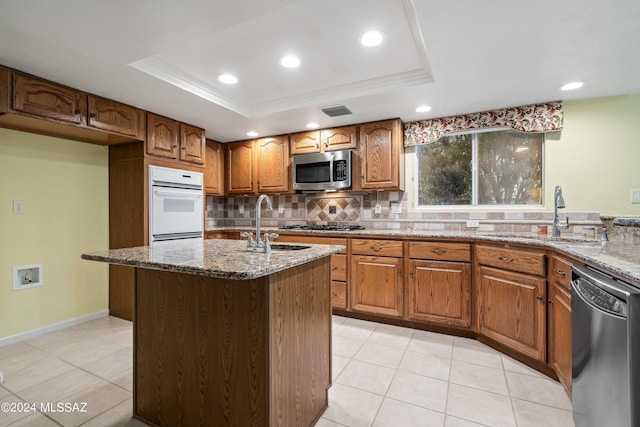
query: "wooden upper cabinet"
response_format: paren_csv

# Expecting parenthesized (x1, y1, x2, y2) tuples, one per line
(87, 95, 144, 138)
(179, 123, 205, 165)
(11, 72, 85, 125)
(321, 125, 358, 151)
(290, 131, 321, 154)
(146, 113, 180, 159)
(256, 135, 289, 193)
(226, 140, 257, 195)
(204, 139, 224, 195)
(358, 118, 404, 191)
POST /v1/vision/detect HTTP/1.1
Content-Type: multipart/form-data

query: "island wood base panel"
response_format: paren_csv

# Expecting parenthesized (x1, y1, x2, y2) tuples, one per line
(133, 258, 332, 427)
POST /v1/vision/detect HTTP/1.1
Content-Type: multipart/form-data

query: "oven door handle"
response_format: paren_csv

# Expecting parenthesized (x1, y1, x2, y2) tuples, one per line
(153, 189, 202, 198)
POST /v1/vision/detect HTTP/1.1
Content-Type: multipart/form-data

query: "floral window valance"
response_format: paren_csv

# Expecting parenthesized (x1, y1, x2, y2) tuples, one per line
(404, 101, 563, 146)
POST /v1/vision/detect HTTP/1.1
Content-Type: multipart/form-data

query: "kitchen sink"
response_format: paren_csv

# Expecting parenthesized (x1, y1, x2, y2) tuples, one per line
(269, 244, 311, 251)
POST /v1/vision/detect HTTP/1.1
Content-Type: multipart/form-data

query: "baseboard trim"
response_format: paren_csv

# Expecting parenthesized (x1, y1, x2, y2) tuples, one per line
(0, 309, 110, 347)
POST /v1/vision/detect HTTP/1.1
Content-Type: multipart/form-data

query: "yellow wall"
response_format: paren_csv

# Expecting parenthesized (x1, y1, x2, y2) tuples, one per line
(0, 128, 109, 339)
(545, 95, 640, 216)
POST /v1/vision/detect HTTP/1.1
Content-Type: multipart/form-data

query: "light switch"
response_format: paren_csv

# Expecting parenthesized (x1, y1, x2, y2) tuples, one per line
(631, 189, 640, 204)
(13, 200, 24, 214)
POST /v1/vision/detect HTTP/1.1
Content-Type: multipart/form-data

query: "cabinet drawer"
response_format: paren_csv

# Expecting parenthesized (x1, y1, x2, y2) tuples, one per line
(549, 255, 572, 290)
(476, 245, 545, 276)
(331, 254, 347, 282)
(408, 242, 471, 262)
(351, 239, 403, 257)
(331, 281, 347, 309)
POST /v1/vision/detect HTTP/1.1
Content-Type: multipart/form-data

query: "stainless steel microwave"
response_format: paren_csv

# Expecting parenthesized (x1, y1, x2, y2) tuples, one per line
(293, 150, 352, 191)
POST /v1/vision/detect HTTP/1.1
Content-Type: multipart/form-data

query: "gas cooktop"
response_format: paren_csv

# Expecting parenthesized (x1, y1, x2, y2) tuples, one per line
(279, 224, 365, 231)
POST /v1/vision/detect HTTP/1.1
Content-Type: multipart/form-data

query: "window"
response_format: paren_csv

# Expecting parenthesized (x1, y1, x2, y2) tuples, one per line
(416, 129, 543, 207)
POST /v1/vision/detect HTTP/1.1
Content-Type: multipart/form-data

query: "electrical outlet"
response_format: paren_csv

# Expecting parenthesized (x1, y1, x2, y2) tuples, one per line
(391, 203, 402, 214)
(278, 204, 284, 214)
(631, 188, 640, 204)
(329, 206, 337, 214)
(374, 202, 382, 214)
(13, 200, 24, 214)
(466, 220, 480, 228)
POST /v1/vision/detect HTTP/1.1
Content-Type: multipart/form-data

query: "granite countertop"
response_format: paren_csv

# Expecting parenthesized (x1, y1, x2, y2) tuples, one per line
(208, 226, 640, 283)
(81, 239, 345, 280)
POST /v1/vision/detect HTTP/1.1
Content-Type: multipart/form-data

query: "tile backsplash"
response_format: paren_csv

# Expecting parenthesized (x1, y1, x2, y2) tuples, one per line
(206, 191, 603, 234)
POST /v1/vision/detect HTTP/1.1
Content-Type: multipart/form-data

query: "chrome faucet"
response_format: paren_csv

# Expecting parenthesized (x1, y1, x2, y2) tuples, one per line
(240, 194, 279, 252)
(552, 185, 569, 237)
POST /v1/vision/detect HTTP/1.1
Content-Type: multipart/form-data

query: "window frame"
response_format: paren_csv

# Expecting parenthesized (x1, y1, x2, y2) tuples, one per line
(410, 127, 546, 211)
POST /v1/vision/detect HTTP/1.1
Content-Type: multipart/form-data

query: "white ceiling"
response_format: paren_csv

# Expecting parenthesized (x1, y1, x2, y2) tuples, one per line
(0, 0, 639, 143)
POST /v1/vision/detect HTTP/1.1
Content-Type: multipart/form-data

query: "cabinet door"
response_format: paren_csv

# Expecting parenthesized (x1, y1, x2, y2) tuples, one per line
(359, 119, 402, 190)
(179, 123, 205, 165)
(477, 266, 546, 361)
(87, 95, 144, 138)
(146, 113, 180, 159)
(549, 283, 572, 396)
(406, 260, 471, 328)
(257, 135, 289, 193)
(204, 139, 224, 195)
(226, 140, 256, 194)
(290, 131, 321, 154)
(351, 255, 403, 317)
(12, 73, 85, 125)
(321, 126, 358, 151)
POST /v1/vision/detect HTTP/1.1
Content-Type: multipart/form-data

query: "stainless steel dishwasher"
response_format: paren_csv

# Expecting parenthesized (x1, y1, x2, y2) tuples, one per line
(571, 264, 640, 427)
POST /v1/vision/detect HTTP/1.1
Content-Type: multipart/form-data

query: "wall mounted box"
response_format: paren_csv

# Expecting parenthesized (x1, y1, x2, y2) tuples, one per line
(13, 264, 43, 291)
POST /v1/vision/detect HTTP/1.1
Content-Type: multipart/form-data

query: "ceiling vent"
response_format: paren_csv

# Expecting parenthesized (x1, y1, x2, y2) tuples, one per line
(322, 105, 352, 117)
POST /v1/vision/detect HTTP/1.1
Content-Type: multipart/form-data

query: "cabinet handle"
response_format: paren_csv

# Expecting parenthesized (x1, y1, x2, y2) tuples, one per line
(172, 145, 178, 149)
(331, 293, 338, 298)
(332, 266, 338, 271)
(498, 256, 513, 262)
(370, 244, 382, 252)
(324, 140, 329, 148)
(409, 271, 414, 277)
(181, 146, 186, 150)
(536, 295, 544, 301)
(556, 269, 566, 276)
(315, 141, 319, 149)
(431, 249, 446, 255)
(548, 299, 554, 304)
(89, 113, 96, 118)
(398, 270, 402, 276)
(74, 109, 81, 115)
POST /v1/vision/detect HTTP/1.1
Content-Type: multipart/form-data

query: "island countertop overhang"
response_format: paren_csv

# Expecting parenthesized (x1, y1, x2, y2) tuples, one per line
(81, 239, 345, 280)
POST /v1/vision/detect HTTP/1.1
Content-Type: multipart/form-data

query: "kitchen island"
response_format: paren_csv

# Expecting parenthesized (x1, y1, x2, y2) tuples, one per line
(82, 239, 345, 427)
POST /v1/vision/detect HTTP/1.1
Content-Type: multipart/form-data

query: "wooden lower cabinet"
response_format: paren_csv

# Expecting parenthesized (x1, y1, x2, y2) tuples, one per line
(406, 259, 471, 328)
(549, 282, 572, 396)
(351, 255, 403, 317)
(477, 266, 547, 361)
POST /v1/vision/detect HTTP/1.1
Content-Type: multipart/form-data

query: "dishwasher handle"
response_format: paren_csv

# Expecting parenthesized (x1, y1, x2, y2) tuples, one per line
(572, 277, 628, 318)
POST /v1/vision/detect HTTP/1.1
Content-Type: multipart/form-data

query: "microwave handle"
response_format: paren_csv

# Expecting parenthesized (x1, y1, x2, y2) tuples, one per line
(153, 189, 202, 198)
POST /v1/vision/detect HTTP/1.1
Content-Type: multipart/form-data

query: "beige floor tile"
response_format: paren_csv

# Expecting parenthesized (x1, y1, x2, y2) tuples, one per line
(398, 350, 451, 381)
(449, 359, 509, 395)
(446, 383, 516, 427)
(44, 381, 130, 426)
(505, 372, 572, 410)
(332, 318, 377, 341)
(80, 348, 132, 381)
(17, 367, 103, 404)
(372, 397, 445, 427)
(322, 383, 384, 427)
(3, 357, 75, 393)
(331, 316, 346, 330)
(407, 329, 454, 358)
(332, 355, 350, 382)
(0, 343, 37, 361)
(109, 369, 133, 393)
(452, 337, 503, 369)
(314, 417, 349, 426)
(336, 360, 395, 395)
(26, 328, 94, 354)
(6, 412, 59, 426)
(72, 317, 131, 331)
(0, 394, 30, 425)
(55, 338, 127, 367)
(501, 354, 546, 378)
(0, 345, 51, 374)
(332, 335, 365, 358)
(512, 398, 575, 427)
(0, 386, 10, 399)
(444, 415, 487, 426)
(100, 329, 133, 349)
(366, 324, 414, 349)
(386, 370, 448, 412)
(353, 342, 405, 369)
(80, 397, 133, 427)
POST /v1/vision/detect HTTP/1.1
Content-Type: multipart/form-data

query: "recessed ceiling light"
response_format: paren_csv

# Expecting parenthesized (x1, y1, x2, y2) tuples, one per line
(415, 105, 432, 113)
(280, 55, 301, 68)
(360, 30, 385, 47)
(306, 122, 319, 129)
(217, 73, 238, 85)
(560, 81, 584, 91)
(246, 131, 259, 138)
